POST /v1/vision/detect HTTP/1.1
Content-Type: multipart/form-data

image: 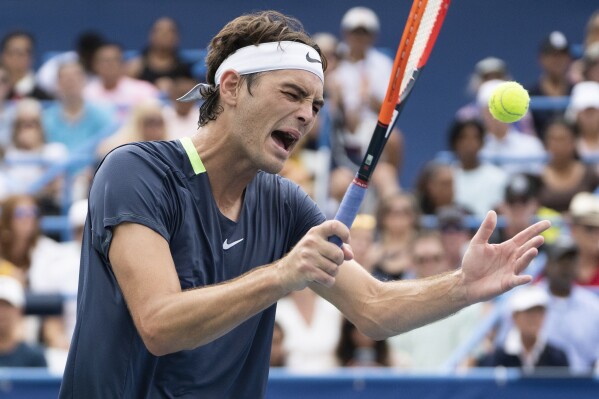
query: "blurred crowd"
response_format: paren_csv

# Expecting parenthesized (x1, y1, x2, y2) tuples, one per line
(1, 6, 599, 377)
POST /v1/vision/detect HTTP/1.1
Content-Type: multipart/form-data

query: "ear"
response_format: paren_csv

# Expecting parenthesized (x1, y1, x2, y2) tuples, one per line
(218, 70, 242, 107)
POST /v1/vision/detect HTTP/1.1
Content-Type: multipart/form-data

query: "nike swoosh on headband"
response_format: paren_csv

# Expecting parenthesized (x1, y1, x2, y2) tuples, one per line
(305, 52, 322, 64)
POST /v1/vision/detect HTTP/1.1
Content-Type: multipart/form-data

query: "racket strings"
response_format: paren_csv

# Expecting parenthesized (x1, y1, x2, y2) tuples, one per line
(400, 0, 446, 97)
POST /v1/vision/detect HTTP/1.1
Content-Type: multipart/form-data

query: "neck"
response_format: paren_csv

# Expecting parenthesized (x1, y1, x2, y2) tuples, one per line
(102, 78, 119, 90)
(191, 127, 257, 220)
(460, 157, 480, 170)
(520, 333, 537, 352)
(549, 283, 571, 297)
(63, 96, 84, 112)
(550, 158, 575, 172)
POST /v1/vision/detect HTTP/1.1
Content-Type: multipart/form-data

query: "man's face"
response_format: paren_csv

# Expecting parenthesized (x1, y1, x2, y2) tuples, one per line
(571, 221, 599, 256)
(513, 306, 546, 340)
(58, 63, 86, 98)
(412, 236, 449, 278)
(229, 69, 324, 174)
(1, 35, 33, 75)
(454, 124, 483, 163)
(93, 45, 123, 83)
(545, 252, 578, 291)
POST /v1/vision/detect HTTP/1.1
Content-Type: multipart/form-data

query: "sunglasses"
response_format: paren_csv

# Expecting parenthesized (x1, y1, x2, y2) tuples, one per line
(413, 253, 444, 264)
(13, 205, 39, 219)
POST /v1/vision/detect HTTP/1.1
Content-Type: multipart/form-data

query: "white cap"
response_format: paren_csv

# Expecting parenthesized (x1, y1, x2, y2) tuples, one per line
(68, 199, 88, 228)
(569, 192, 599, 226)
(567, 81, 599, 121)
(476, 79, 505, 107)
(341, 7, 380, 33)
(0, 275, 25, 308)
(509, 285, 548, 313)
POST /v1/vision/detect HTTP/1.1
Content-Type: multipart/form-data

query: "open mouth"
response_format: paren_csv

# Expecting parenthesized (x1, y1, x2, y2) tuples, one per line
(271, 130, 299, 152)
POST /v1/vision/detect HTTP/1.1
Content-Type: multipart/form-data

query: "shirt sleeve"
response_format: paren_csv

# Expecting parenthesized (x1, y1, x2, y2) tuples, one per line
(88, 144, 177, 260)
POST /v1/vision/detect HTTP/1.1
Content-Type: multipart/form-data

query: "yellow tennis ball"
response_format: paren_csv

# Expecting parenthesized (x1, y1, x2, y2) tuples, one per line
(488, 81, 530, 123)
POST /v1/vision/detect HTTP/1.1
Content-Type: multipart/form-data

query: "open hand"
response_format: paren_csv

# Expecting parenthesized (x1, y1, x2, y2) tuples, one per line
(459, 211, 551, 303)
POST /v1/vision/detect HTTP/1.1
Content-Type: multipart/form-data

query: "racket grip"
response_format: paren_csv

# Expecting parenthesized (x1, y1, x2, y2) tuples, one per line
(329, 180, 368, 246)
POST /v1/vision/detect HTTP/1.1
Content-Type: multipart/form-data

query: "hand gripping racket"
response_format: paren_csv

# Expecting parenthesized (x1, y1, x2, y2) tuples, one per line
(331, 0, 451, 245)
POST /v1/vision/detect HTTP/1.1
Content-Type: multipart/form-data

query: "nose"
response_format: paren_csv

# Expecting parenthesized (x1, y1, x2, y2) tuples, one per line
(296, 101, 316, 126)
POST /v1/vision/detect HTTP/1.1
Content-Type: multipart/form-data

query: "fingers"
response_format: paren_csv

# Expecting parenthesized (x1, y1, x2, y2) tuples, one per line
(510, 220, 551, 247)
(470, 211, 497, 245)
(510, 274, 533, 289)
(316, 220, 351, 245)
(513, 246, 539, 276)
(512, 235, 545, 272)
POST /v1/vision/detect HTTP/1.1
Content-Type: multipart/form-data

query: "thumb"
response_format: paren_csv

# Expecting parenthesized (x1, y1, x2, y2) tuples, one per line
(471, 211, 497, 245)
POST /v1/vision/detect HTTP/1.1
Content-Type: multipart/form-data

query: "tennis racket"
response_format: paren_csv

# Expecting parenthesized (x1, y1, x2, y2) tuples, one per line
(331, 0, 451, 244)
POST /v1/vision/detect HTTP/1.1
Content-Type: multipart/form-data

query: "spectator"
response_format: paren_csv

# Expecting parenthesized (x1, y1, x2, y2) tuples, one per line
(0, 31, 51, 100)
(275, 288, 343, 373)
(42, 61, 115, 152)
(436, 206, 473, 269)
(449, 118, 508, 217)
(568, 192, 599, 286)
(35, 31, 106, 97)
(388, 230, 484, 369)
(163, 73, 199, 139)
(370, 192, 420, 281)
(0, 64, 16, 148)
(0, 275, 47, 368)
(96, 99, 168, 158)
(336, 318, 390, 367)
(415, 161, 457, 215)
(477, 285, 569, 373)
(84, 42, 160, 121)
(540, 238, 599, 373)
(457, 57, 536, 136)
(0, 195, 62, 283)
(496, 174, 543, 242)
(456, 56, 511, 121)
(582, 42, 599, 84)
(478, 79, 546, 176)
(4, 99, 68, 211)
(584, 9, 599, 49)
(570, 10, 599, 84)
(269, 321, 287, 368)
(567, 81, 599, 164)
(538, 117, 599, 213)
(29, 199, 87, 352)
(125, 17, 192, 94)
(527, 31, 573, 137)
(349, 214, 378, 273)
(330, 6, 402, 192)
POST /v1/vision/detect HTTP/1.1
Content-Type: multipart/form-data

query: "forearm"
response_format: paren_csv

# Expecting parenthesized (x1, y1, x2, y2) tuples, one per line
(367, 270, 469, 339)
(138, 264, 286, 356)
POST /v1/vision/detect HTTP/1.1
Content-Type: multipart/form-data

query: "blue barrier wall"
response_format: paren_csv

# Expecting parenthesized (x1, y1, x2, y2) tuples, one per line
(1, 0, 597, 186)
(1, 369, 598, 399)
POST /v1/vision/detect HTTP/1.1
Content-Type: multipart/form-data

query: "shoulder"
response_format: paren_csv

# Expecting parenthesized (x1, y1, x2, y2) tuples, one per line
(98, 141, 183, 182)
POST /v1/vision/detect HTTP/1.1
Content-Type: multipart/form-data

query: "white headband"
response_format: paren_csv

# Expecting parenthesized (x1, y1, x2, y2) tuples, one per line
(178, 41, 324, 102)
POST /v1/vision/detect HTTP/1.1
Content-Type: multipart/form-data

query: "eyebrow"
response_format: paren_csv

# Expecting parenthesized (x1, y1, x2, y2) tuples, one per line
(281, 82, 325, 108)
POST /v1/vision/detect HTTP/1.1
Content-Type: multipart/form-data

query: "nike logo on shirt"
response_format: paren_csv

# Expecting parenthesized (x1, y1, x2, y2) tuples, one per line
(223, 238, 244, 250)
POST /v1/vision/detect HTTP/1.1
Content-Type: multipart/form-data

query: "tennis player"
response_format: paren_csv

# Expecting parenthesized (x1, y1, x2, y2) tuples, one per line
(59, 11, 550, 399)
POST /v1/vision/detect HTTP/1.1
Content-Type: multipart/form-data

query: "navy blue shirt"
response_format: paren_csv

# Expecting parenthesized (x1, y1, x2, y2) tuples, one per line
(60, 139, 325, 398)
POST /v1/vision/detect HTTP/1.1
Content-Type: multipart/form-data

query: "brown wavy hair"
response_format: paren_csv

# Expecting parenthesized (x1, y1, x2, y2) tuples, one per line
(198, 10, 327, 127)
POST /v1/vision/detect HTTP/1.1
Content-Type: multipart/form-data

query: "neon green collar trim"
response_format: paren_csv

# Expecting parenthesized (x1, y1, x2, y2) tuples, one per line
(179, 137, 206, 174)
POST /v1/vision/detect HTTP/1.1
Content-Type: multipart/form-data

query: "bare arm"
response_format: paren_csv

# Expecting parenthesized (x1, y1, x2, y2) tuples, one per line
(109, 220, 351, 356)
(311, 211, 550, 340)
